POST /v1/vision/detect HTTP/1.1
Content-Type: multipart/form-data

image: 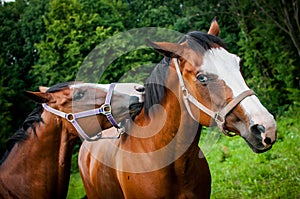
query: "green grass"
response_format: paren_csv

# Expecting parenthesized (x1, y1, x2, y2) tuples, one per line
(204, 105, 300, 198)
(67, 172, 86, 199)
(67, 106, 300, 198)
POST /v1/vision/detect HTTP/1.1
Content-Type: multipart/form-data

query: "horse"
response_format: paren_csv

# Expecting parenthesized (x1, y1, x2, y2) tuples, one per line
(79, 19, 277, 198)
(0, 82, 144, 199)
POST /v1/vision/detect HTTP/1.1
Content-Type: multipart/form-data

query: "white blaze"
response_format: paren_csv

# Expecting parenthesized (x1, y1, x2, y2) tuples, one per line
(200, 48, 275, 140)
(201, 48, 247, 97)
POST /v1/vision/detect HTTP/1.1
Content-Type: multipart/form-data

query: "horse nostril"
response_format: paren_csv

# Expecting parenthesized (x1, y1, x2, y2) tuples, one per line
(129, 96, 139, 105)
(250, 124, 261, 135)
(257, 125, 266, 133)
(251, 124, 266, 135)
(135, 86, 145, 93)
(264, 137, 272, 145)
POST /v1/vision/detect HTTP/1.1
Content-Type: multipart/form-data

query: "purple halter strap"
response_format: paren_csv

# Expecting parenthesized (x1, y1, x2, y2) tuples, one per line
(99, 83, 120, 129)
(42, 83, 124, 141)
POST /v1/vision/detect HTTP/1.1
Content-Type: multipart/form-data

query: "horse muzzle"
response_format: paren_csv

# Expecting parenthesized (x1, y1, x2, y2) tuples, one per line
(129, 96, 144, 120)
(243, 122, 276, 153)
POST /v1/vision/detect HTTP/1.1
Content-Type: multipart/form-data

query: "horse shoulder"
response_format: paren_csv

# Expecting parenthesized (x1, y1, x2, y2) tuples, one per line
(79, 139, 124, 198)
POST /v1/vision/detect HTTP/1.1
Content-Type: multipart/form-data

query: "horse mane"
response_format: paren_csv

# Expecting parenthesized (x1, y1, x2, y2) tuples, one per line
(0, 82, 74, 165)
(0, 105, 44, 164)
(143, 31, 226, 114)
(144, 57, 171, 114)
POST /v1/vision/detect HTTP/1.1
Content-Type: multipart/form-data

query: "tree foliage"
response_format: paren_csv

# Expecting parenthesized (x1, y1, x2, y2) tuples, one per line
(30, 0, 115, 86)
(0, 0, 38, 154)
(232, 0, 300, 114)
(0, 0, 299, 157)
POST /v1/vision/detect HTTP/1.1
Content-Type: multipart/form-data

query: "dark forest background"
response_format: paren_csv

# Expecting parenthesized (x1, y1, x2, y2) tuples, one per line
(0, 0, 299, 159)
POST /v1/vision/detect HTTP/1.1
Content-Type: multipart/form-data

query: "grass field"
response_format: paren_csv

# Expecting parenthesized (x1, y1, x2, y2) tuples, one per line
(67, 106, 300, 198)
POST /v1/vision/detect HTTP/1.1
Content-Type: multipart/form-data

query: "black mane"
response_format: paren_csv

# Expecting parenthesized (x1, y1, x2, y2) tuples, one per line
(0, 82, 74, 164)
(0, 105, 44, 164)
(143, 31, 226, 114)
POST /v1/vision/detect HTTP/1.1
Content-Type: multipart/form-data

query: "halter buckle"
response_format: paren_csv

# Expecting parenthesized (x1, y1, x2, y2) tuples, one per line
(214, 112, 225, 127)
(214, 112, 225, 132)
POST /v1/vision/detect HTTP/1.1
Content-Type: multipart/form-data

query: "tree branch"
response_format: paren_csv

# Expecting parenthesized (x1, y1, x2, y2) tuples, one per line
(281, 0, 300, 56)
(254, 0, 289, 34)
(293, 0, 300, 35)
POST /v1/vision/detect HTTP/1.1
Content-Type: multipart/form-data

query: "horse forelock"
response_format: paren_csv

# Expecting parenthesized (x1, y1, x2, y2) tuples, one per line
(0, 105, 44, 164)
(182, 31, 227, 53)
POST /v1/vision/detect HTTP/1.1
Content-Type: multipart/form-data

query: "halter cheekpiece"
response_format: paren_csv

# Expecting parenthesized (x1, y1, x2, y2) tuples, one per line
(173, 58, 255, 136)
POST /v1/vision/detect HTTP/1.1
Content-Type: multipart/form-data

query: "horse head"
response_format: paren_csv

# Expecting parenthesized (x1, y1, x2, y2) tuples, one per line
(25, 82, 144, 140)
(148, 19, 276, 153)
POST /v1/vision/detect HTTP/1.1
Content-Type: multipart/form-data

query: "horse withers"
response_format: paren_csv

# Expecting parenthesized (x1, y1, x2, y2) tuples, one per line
(79, 19, 276, 198)
(0, 82, 144, 199)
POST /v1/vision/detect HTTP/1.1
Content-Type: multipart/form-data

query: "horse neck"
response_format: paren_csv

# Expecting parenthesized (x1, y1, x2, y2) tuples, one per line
(132, 69, 202, 152)
(163, 71, 202, 149)
(0, 111, 77, 198)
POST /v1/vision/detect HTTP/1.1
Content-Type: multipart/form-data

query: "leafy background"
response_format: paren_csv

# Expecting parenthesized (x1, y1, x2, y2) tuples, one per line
(0, 0, 299, 198)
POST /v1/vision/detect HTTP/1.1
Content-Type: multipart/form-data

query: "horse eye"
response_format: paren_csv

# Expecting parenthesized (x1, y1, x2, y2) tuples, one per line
(197, 74, 208, 83)
(73, 90, 86, 100)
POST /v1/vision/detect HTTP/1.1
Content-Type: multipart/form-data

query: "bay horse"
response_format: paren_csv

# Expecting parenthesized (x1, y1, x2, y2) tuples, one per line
(0, 82, 144, 199)
(79, 19, 277, 198)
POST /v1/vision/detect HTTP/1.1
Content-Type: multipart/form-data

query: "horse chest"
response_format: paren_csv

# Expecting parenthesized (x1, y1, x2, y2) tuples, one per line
(117, 162, 209, 199)
(119, 172, 175, 198)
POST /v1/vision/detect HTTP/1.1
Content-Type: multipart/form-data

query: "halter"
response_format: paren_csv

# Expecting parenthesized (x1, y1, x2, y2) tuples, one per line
(173, 58, 255, 136)
(42, 83, 125, 141)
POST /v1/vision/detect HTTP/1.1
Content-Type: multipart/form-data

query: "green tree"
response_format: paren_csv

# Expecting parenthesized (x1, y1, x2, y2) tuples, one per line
(0, 0, 50, 156)
(0, 0, 28, 155)
(31, 0, 113, 86)
(253, 0, 300, 57)
(230, 0, 300, 114)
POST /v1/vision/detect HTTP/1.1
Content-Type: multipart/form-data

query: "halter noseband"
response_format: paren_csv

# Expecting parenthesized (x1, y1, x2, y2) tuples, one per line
(42, 83, 125, 141)
(173, 58, 255, 136)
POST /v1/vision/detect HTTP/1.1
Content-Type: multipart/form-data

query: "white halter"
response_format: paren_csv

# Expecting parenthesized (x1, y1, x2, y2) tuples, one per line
(173, 58, 255, 136)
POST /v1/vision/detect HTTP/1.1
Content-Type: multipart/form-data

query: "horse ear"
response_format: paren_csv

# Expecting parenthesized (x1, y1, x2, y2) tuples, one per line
(208, 17, 220, 36)
(24, 91, 52, 103)
(147, 40, 184, 58)
(39, 86, 49, 93)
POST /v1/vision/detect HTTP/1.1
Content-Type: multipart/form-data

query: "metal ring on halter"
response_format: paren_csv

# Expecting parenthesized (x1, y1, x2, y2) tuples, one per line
(101, 83, 122, 129)
(65, 113, 75, 122)
(99, 104, 112, 115)
(182, 87, 189, 98)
